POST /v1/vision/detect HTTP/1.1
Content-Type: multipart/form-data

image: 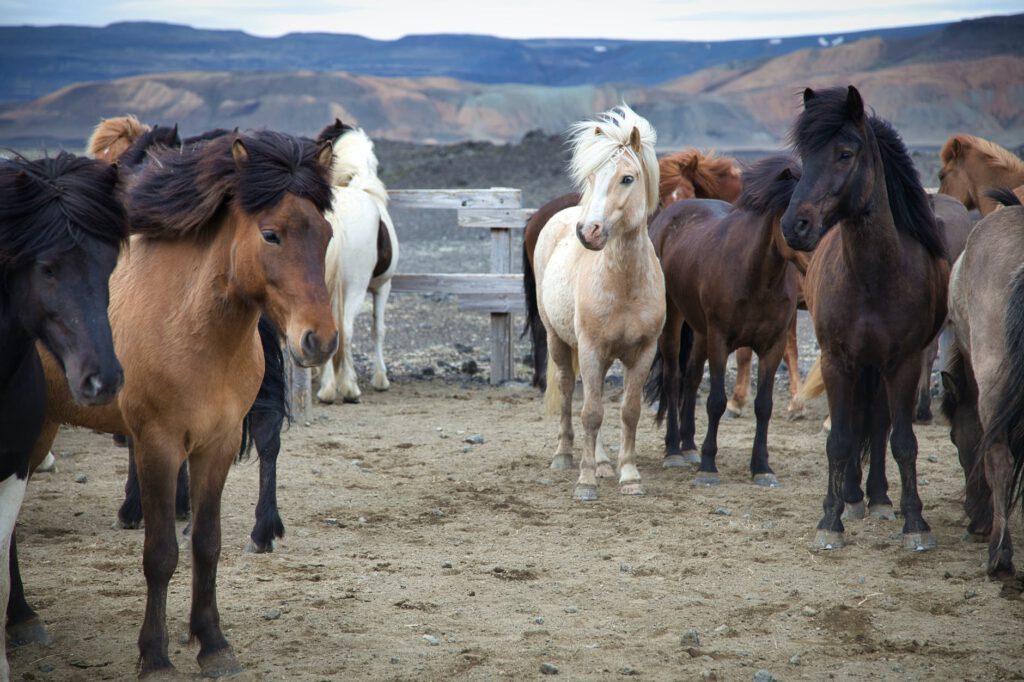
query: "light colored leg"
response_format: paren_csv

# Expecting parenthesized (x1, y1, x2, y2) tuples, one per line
(595, 429, 614, 478)
(338, 287, 366, 403)
(783, 317, 804, 417)
(548, 336, 575, 471)
(315, 356, 338, 403)
(0, 475, 28, 682)
(618, 343, 657, 495)
(575, 345, 610, 501)
(370, 281, 392, 391)
(35, 451, 56, 473)
(726, 347, 753, 417)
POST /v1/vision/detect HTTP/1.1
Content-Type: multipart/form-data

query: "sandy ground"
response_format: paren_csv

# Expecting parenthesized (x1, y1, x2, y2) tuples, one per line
(9, 364, 1024, 681)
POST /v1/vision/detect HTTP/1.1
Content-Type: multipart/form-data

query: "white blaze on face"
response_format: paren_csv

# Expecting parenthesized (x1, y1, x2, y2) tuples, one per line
(582, 159, 617, 238)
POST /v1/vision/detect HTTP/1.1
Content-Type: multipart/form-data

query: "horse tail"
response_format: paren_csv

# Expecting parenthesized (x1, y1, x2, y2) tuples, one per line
(982, 265, 1024, 512)
(643, 323, 693, 425)
(522, 237, 547, 390)
(986, 187, 1023, 208)
(543, 347, 579, 416)
(798, 355, 826, 403)
(239, 315, 290, 461)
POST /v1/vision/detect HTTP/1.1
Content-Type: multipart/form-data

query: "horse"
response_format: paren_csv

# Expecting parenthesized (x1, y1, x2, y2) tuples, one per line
(942, 188, 1024, 580)
(0, 152, 127, 677)
(781, 85, 949, 552)
(534, 104, 664, 501)
(939, 134, 1024, 216)
(20, 130, 338, 677)
(644, 155, 802, 484)
(313, 119, 399, 404)
(523, 149, 739, 390)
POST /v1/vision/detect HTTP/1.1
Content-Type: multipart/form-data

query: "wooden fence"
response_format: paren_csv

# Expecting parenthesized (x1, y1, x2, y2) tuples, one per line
(287, 187, 535, 421)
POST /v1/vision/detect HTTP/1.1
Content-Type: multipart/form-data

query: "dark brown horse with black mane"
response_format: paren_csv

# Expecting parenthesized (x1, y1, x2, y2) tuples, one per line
(781, 86, 949, 552)
(22, 130, 337, 677)
(0, 152, 127, 677)
(644, 155, 802, 483)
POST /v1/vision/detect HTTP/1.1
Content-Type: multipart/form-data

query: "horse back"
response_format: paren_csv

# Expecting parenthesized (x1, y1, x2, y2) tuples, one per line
(524, 193, 581, 269)
(932, 192, 973, 262)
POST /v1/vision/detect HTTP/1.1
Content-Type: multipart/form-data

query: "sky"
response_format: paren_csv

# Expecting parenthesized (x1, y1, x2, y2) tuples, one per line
(2, 0, 1019, 40)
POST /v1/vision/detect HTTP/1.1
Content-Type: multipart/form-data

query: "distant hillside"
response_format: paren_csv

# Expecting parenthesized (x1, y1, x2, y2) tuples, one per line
(1, 14, 1021, 150)
(0, 19, 951, 102)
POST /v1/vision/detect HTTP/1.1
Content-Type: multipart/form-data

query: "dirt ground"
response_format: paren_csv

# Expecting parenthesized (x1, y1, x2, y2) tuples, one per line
(9, 365, 1024, 681)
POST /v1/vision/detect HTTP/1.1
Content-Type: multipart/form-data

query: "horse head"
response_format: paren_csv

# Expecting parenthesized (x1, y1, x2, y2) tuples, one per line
(938, 135, 977, 210)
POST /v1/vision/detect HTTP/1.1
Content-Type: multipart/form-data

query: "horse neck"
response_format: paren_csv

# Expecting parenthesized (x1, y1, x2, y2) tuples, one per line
(975, 156, 1024, 216)
(599, 215, 656, 280)
(838, 144, 901, 281)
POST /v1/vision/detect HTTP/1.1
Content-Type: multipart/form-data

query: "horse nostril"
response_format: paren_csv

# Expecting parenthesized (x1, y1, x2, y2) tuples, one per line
(301, 330, 318, 357)
(796, 218, 810, 233)
(81, 374, 103, 398)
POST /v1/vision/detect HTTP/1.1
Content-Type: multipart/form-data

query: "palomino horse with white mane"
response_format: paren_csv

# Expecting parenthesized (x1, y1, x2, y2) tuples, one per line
(534, 105, 664, 501)
(314, 119, 399, 404)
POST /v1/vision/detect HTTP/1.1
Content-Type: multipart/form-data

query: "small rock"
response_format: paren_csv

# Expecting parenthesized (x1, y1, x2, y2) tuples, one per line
(422, 634, 441, 646)
(263, 608, 282, 621)
(620, 563, 635, 573)
(324, 518, 338, 525)
(753, 670, 779, 682)
(801, 606, 817, 616)
(464, 434, 485, 445)
(891, 664, 904, 673)
(534, 616, 545, 625)
(564, 606, 578, 614)
(441, 561, 452, 569)
(460, 359, 479, 375)
(38, 662, 55, 672)
(927, 453, 939, 463)
(712, 507, 732, 516)
(620, 666, 638, 676)
(701, 671, 718, 681)
(421, 366, 436, 377)
(964, 589, 978, 600)
(681, 628, 700, 647)
(74, 474, 88, 484)
(311, 467, 321, 475)
(390, 657, 401, 664)
(789, 654, 801, 666)
(540, 662, 559, 675)
(713, 624, 734, 635)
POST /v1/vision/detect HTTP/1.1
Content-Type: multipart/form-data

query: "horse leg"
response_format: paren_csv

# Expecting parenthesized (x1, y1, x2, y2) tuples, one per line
(815, 362, 861, 549)
(338, 288, 366, 403)
(678, 334, 707, 467)
(865, 391, 896, 520)
(369, 281, 392, 391)
(695, 333, 728, 486)
(617, 342, 657, 495)
(915, 335, 940, 424)
(315, 283, 345, 404)
(0, 474, 27, 680)
(983, 441, 1015, 577)
(135, 436, 188, 676)
(187, 442, 242, 676)
(658, 307, 684, 463)
(118, 441, 189, 529)
(574, 344, 610, 501)
(726, 347, 752, 418)
(247, 411, 285, 554)
(749, 342, 784, 487)
(175, 460, 190, 521)
(885, 357, 935, 551)
(547, 335, 575, 471)
(784, 318, 804, 418)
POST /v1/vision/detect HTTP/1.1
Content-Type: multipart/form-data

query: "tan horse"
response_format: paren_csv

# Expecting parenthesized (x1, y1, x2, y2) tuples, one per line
(27, 131, 338, 677)
(535, 105, 664, 501)
(86, 115, 151, 162)
(939, 134, 1024, 216)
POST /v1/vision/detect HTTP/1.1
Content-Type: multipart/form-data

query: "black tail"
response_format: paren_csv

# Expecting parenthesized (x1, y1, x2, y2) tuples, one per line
(240, 314, 291, 460)
(983, 265, 1024, 513)
(986, 187, 1022, 208)
(643, 323, 693, 425)
(522, 237, 547, 390)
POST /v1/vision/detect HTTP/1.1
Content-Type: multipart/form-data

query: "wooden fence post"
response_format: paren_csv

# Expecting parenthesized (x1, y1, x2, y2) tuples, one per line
(285, 353, 312, 425)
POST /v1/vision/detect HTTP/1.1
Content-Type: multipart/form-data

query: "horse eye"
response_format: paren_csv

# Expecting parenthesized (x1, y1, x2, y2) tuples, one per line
(838, 150, 853, 161)
(261, 230, 281, 245)
(938, 172, 946, 181)
(621, 175, 635, 185)
(39, 263, 56, 279)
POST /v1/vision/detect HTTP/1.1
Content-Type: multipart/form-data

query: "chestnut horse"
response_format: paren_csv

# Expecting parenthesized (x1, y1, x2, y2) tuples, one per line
(523, 149, 739, 390)
(781, 86, 948, 552)
(535, 105, 664, 500)
(23, 131, 337, 676)
(0, 153, 126, 678)
(939, 134, 1024, 216)
(942, 188, 1024, 580)
(644, 155, 802, 483)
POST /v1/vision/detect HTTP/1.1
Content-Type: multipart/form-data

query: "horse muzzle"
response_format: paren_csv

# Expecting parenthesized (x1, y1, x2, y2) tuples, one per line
(70, 363, 124, 407)
(290, 329, 339, 368)
(576, 222, 607, 251)
(780, 209, 820, 252)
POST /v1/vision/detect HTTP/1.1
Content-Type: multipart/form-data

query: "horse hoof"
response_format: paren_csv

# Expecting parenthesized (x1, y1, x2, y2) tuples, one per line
(111, 517, 142, 530)
(245, 539, 273, 554)
(36, 451, 57, 473)
(903, 532, 936, 552)
(198, 648, 243, 678)
(619, 481, 645, 496)
(372, 376, 390, 391)
(869, 504, 896, 521)
(573, 483, 598, 502)
(7, 617, 51, 647)
(724, 404, 745, 419)
(813, 530, 845, 550)
(315, 388, 336, 404)
(753, 473, 780, 488)
(842, 501, 866, 520)
(693, 472, 720, 487)
(342, 394, 362, 404)
(821, 417, 832, 434)
(596, 462, 615, 478)
(550, 454, 574, 470)
(664, 450, 699, 468)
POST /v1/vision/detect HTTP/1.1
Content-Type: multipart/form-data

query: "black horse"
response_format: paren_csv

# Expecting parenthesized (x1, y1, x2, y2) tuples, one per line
(0, 152, 127, 666)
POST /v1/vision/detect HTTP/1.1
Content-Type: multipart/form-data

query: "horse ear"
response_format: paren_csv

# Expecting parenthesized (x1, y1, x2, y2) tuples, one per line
(802, 87, 816, 104)
(940, 371, 960, 403)
(317, 140, 334, 170)
(846, 85, 864, 123)
(685, 155, 700, 175)
(779, 167, 794, 181)
(231, 138, 249, 166)
(334, 118, 344, 129)
(594, 126, 603, 137)
(950, 137, 963, 159)
(629, 126, 642, 153)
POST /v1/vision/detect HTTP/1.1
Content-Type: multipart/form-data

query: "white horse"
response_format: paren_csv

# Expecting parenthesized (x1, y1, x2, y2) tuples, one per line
(315, 121, 399, 404)
(534, 105, 665, 501)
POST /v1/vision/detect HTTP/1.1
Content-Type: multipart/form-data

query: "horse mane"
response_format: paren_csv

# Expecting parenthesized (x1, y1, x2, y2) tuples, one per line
(87, 115, 149, 162)
(791, 87, 946, 260)
(735, 155, 802, 216)
(0, 152, 127, 267)
(126, 130, 333, 240)
(941, 134, 1024, 174)
(658, 149, 738, 201)
(324, 126, 386, 201)
(987, 187, 1023, 207)
(117, 124, 181, 168)
(568, 104, 659, 216)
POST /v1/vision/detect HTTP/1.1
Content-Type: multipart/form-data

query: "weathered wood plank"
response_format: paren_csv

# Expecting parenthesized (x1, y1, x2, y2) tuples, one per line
(284, 353, 312, 425)
(457, 208, 535, 229)
(458, 294, 526, 314)
(391, 273, 522, 295)
(388, 188, 521, 210)
(490, 312, 513, 385)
